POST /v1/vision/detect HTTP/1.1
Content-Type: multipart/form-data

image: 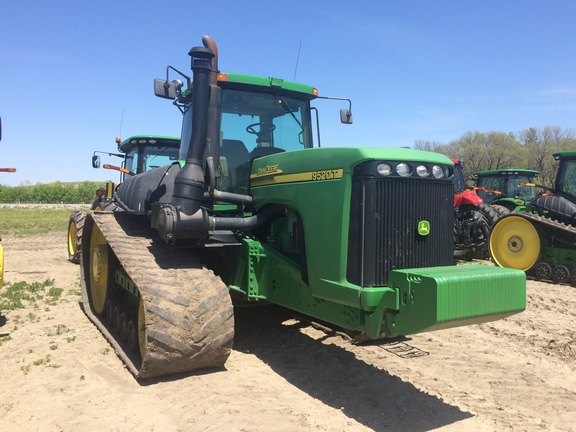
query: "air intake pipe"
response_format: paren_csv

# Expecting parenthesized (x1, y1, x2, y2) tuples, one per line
(154, 204, 283, 244)
(154, 37, 279, 244)
(170, 45, 214, 216)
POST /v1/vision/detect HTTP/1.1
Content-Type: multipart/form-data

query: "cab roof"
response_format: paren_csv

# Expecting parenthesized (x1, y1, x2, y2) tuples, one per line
(474, 168, 539, 176)
(119, 135, 180, 153)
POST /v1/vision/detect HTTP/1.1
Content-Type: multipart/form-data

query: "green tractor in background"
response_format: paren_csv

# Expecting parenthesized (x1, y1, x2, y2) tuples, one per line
(490, 151, 576, 283)
(67, 135, 180, 263)
(473, 168, 539, 215)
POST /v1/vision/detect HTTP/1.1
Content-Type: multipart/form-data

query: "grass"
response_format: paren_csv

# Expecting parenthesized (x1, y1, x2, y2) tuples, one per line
(0, 279, 70, 312)
(0, 207, 82, 375)
(0, 206, 87, 236)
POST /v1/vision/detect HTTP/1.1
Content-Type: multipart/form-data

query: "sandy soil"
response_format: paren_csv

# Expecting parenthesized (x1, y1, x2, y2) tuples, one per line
(0, 231, 575, 432)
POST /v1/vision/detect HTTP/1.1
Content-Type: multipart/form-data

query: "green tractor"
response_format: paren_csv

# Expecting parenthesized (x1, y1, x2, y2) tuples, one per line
(473, 168, 539, 214)
(490, 151, 576, 283)
(67, 135, 180, 263)
(78, 35, 526, 379)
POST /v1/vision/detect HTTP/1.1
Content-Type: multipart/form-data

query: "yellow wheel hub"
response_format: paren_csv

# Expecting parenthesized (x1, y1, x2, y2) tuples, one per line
(67, 222, 77, 258)
(89, 224, 109, 314)
(490, 215, 541, 271)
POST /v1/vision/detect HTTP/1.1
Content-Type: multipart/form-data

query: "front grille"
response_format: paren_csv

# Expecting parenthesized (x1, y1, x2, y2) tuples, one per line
(347, 174, 454, 287)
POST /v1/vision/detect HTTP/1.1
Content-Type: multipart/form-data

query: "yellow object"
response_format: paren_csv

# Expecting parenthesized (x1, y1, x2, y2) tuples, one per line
(67, 221, 77, 259)
(88, 224, 109, 314)
(490, 215, 541, 271)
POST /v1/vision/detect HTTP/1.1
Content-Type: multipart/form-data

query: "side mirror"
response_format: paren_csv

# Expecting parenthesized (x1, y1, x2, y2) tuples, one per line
(92, 155, 101, 169)
(154, 78, 183, 100)
(340, 109, 353, 124)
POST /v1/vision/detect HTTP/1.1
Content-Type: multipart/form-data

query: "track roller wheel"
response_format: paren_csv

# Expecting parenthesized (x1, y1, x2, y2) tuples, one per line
(105, 299, 114, 326)
(126, 317, 139, 353)
(88, 223, 110, 314)
(489, 215, 541, 271)
(570, 269, 576, 286)
(533, 262, 552, 280)
(552, 265, 570, 284)
(112, 305, 123, 334)
(118, 311, 128, 342)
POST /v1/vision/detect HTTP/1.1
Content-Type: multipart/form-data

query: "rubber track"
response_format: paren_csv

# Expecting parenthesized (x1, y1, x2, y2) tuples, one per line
(499, 211, 576, 240)
(80, 212, 234, 379)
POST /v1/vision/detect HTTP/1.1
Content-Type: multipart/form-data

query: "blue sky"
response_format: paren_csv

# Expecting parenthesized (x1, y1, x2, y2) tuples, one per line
(1, 0, 575, 186)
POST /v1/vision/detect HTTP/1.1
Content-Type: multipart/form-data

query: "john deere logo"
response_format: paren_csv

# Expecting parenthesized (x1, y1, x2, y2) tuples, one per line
(418, 220, 430, 236)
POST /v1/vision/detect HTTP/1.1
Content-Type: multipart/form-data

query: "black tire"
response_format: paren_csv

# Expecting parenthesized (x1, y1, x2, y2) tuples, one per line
(473, 203, 501, 259)
(67, 211, 87, 264)
(455, 204, 501, 260)
(491, 204, 511, 216)
(478, 203, 501, 227)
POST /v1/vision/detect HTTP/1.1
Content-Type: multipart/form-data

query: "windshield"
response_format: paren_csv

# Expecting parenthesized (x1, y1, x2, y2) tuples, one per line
(506, 175, 536, 200)
(179, 87, 313, 193)
(557, 159, 576, 196)
(477, 174, 536, 203)
(220, 88, 312, 153)
(124, 145, 179, 178)
(453, 163, 465, 193)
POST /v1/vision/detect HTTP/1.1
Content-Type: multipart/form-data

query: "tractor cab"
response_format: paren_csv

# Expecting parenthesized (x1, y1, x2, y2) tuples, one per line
(529, 151, 576, 223)
(92, 135, 180, 182)
(118, 136, 180, 180)
(474, 168, 538, 213)
(176, 76, 318, 194)
(554, 151, 576, 199)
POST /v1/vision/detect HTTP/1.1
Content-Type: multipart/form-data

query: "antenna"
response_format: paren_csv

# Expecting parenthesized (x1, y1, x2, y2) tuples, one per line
(118, 108, 125, 138)
(293, 38, 302, 81)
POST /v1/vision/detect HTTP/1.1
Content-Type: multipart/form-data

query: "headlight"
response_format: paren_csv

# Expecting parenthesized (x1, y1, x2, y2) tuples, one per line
(377, 163, 392, 176)
(432, 165, 444, 178)
(396, 163, 411, 177)
(416, 165, 429, 177)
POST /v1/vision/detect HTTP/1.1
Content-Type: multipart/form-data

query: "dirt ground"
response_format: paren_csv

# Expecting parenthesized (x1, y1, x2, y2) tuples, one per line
(0, 231, 575, 432)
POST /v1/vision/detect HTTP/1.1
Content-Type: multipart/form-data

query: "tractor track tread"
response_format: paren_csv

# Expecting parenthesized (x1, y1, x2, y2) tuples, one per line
(81, 211, 234, 379)
(503, 211, 576, 235)
(497, 211, 576, 241)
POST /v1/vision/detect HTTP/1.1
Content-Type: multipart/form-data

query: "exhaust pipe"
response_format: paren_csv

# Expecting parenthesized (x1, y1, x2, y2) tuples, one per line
(202, 35, 219, 85)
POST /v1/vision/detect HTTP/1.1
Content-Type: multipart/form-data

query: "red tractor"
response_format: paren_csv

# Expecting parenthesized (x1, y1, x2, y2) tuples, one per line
(453, 159, 500, 259)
